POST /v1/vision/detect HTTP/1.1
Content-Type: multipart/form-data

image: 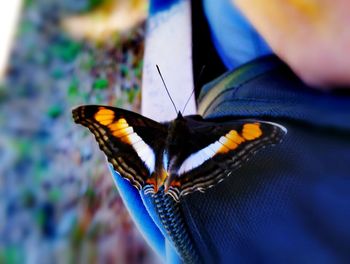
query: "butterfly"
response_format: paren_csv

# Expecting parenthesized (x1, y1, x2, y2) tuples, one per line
(72, 105, 287, 202)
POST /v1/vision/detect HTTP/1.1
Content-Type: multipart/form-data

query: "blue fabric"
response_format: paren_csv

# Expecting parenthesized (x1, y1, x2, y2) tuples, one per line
(110, 166, 182, 263)
(109, 165, 167, 260)
(182, 56, 350, 263)
(110, 1, 350, 263)
(198, 56, 350, 130)
(149, 0, 182, 15)
(203, 0, 272, 70)
(139, 192, 169, 242)
(110, 55, 350, 262)
(166, 240, 182, 264)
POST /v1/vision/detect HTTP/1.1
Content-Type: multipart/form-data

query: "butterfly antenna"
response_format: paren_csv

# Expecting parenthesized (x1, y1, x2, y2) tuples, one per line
(156, 65, 178, 114)
(182, 65, 206, 114)
(181, 88, 195, 114)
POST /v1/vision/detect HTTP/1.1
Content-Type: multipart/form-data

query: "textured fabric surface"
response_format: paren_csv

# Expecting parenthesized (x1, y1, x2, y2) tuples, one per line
(181, 56, 350, 263)
(109, 0, 350, 261)
(198, 56, 350, 130)
(109, 165, 167, 260)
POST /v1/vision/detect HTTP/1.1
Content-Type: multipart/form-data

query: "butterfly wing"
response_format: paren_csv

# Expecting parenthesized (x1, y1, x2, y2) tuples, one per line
(72, 105, 168, 190)
(166, 118, 287, 201)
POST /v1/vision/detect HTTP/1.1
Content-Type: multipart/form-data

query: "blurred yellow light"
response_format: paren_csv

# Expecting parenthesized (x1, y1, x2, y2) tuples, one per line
(62, 0, 148, 42)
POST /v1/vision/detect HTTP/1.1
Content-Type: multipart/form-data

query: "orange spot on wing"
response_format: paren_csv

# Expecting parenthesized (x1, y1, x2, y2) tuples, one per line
(217, 130, 246, 154)
(119, 135, 132, 144)
(170, 180, 181, 188)
(94, 108, 115, 125)
(97, 108, 115, 115)
(98, 119, 114, 125)
(95, 115, 114, 120)
(108, 122, 128, 131)
(226, 130, 245, 144)
(242, 123, 262, 140)
(146, 177, 158, 192)
(108, 118, 133, 144)
(117, 118, 127, 124)
(224, 139, 238, 150)
(217, 136, 239, 154)
(112, 128, 132, 137)
(217, 142, 231, 154)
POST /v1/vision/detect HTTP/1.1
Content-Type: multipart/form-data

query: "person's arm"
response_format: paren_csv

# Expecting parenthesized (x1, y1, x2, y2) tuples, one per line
(234, 0, 350, 88)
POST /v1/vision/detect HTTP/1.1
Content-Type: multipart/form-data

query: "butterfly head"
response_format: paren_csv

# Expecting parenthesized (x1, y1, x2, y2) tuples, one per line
(166, 113, 189, 155)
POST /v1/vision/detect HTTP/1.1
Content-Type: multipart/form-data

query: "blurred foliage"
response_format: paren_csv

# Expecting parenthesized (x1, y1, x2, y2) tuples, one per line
(87, 0, 106, 10)
(0, 0, 157, 263)
(50, 38, 82, 62)
(92, 78, 109, 90)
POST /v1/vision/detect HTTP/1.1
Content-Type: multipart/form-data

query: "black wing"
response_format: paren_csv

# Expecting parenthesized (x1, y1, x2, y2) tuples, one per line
(72, 105, 168, 190)
(166, 117, 287, 201)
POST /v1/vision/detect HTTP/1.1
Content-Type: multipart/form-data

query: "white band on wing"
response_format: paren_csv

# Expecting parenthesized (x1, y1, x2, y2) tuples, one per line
(177, 128, 250, 175)
(107, 116, 156, 173)
(177, 142, 219, 175)
(129, 133, 155, 173)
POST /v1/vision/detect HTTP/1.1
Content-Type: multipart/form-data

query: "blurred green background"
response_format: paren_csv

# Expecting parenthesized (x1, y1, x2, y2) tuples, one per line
(0, 0, 160, 263)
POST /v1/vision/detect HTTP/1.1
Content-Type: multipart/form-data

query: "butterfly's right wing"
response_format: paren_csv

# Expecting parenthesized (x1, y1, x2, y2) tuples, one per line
(72, 105, 168, 190)
(166, 118, 287, 201)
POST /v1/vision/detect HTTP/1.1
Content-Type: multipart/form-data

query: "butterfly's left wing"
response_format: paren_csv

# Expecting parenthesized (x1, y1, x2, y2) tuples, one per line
(166, 118, 287, 201)
(72, 105, 168, 190)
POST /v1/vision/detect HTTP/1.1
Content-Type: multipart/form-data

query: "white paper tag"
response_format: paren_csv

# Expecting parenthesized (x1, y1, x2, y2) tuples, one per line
(141, 0, 196, 122)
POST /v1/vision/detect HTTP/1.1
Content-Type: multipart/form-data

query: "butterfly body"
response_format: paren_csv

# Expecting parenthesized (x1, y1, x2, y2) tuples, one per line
(73, 105, 287, 202)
